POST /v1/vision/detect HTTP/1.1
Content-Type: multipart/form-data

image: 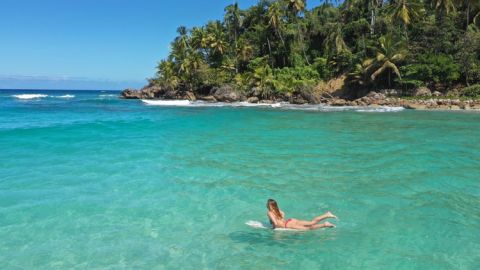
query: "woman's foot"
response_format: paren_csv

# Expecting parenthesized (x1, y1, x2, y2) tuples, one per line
(324, 211, 337, 219)
(323, 221, 336, 228)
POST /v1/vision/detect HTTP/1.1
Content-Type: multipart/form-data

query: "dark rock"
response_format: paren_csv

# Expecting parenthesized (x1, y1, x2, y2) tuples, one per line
(298, 86, 321, 104)
(404, 102, 426, 110)
(451, 99, 461, 106)
(249, 87, 264, 98)
(366, 91, 386, 100)
(291, 96, 307, 104)
(432, 91, 442, 97)
(260, 99, 274, 104)
(184, 91, 196, 101)
(212, 85, 244, 102)
(414, 87, 432, 97)
(247, 96, 259, 103)
(121, 88, 141, 99)
(163, 90, 178, 99)
(122, 85, 167, 99)
(330, 98, 347, 106)
(380, 89, 400, 97)
(198, 95, 217, 102)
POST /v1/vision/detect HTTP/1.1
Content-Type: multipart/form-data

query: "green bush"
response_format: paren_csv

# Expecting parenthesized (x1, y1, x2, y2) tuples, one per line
(401, 54, 460, 87)
(312, 57, 333, 80)
(272, 66, 320, 93)
(461, 84, 480, 98)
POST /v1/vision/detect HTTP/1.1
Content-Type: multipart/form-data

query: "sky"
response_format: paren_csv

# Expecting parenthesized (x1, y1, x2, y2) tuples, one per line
(0, 0, 318, 90)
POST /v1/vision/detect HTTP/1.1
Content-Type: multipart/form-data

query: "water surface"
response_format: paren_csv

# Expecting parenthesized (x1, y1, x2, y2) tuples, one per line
(1, 90, 479, 269)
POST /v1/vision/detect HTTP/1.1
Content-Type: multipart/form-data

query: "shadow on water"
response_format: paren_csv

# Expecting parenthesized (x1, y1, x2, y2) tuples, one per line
(229, 229, 337, 247)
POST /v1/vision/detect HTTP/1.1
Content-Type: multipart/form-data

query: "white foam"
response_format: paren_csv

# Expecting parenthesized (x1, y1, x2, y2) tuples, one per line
(99, 94, 116, 97)
(140, 99, 404, 112)
(142, 99, 191, 106)
(13, 94, 48, 100)
(55, 95, 75, 99)
(245, 220, 268, 229)
(245, 220, 298, 231)
(356, 106, 405, 112)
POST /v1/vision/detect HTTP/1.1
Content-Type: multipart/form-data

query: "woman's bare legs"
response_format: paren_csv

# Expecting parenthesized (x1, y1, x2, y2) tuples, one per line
(286, 221, 335, 230)
(294, 211, 337, 226)
(312, 211, 337, 223)
(309, 221, 335, 230)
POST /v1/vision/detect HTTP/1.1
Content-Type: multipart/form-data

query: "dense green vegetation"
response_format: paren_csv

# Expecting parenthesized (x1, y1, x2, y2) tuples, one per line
(153, 0, 480, 97)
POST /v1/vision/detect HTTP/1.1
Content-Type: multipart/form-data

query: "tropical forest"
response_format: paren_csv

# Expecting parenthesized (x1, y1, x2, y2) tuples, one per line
(148, 0, 480, 101)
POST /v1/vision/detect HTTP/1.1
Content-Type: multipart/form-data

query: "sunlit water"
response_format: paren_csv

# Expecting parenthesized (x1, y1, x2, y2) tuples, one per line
(1, 90, 479, 269)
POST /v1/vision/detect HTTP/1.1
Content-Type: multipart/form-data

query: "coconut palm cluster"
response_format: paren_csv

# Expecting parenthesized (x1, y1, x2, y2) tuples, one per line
(154, 0, 480, 97)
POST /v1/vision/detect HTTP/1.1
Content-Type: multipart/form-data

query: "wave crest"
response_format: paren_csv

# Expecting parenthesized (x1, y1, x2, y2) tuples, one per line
(141, 99, 404, 112)
(13, 94, 48, 100)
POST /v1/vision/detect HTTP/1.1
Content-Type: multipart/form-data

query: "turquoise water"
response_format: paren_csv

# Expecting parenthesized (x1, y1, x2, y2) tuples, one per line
(1, 90, 479, 269)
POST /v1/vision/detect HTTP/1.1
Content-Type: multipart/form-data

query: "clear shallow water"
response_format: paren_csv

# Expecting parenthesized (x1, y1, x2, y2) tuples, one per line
(1, 90, 479, 269)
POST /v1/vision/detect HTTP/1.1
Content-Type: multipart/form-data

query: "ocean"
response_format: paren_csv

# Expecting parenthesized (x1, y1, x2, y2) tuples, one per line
(1, 89, 479, 269)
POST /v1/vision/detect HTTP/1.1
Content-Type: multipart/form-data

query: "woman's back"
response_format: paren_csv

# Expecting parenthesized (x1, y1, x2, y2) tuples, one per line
(267, 210, 285, 228)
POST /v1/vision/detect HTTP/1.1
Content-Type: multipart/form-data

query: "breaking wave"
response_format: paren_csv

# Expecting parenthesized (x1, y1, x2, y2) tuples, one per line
(141, 99, 404, 112)
(12, 94, 48, 100)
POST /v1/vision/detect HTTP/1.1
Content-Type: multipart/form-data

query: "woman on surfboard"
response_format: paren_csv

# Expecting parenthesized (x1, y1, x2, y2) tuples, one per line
(267, 199, 337, 230)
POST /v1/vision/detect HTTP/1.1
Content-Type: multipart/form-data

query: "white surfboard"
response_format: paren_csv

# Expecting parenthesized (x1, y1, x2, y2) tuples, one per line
(245, 220, 298, 231)
(141, 99, 191, 106)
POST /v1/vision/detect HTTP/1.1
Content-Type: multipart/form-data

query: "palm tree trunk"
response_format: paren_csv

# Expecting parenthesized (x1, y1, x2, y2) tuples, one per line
(267, 37, 274, 67)
(277, 29, 287, 66)
(362, 34, 367, 58)
(466, 2, 470, 31)
(388, 70, 391, 88)
(234, 28, 238, 73)
(297, 24, 310, 65)
(371, 9, 375, 35)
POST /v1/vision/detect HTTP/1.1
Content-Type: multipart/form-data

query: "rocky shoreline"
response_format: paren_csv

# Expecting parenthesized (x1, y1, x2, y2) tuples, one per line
(121, 85, 480, 111)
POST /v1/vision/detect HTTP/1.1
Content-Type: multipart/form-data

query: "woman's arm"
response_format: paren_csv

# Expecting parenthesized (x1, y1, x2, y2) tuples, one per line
(268, 212, 281, 227)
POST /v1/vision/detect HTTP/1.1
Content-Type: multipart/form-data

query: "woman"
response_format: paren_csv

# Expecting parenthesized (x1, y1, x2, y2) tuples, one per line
(267, 199, 336, 230)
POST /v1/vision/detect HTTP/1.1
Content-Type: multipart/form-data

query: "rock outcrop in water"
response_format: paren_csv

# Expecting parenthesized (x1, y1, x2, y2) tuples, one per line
(121, 85, 197, 101)
(212, 85, 245, 102)
(121, 85, 480, 111)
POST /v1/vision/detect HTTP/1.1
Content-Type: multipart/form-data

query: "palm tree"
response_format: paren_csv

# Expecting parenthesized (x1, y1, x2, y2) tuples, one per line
(431, 0, 456, 18)
(179, 51, 205, 89)
(343, 0, 380, 35)
(386, 0, 424, 38)
(224, 2, 243, 72)
(190, 27, 208, 51)
(268, 1, 286, 47)
(284, 0, 310, 64)
(170, 38, 187, 69)
(347, 60, 371, 87)
(174, 26, 190, 51)
(267, 1, 288, 65)
(324, 22, 350, 56)
(253, 64, 274, 99)
(287, 0, 306, 17)
(157, 60, 179, 89)
(462, 0, 480, 30)
(366, 33, 407, 87)
(205, 21, 228, 66)
(237, 38, 254, 63)
(224, 2, 242, 43)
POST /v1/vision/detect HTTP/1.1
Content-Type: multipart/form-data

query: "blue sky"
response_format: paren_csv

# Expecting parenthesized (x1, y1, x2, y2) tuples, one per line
(0, 0, 319, 90)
